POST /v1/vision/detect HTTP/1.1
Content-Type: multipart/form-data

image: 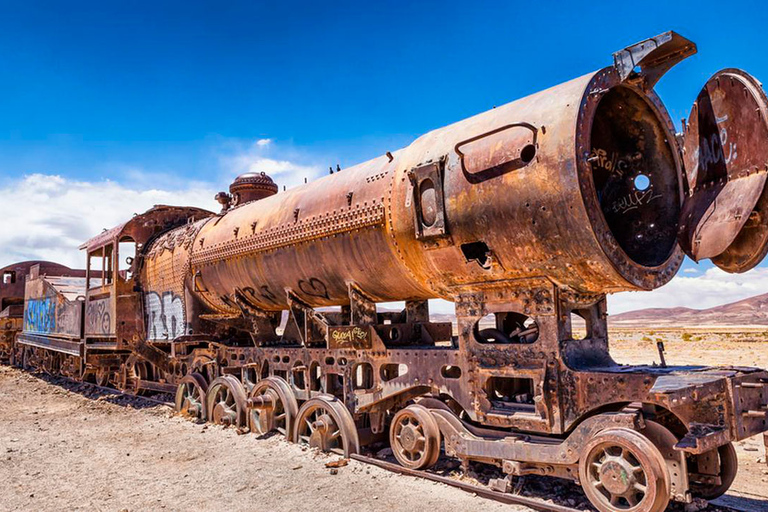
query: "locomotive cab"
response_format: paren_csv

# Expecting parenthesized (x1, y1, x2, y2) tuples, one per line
(80, 205, 214, 349)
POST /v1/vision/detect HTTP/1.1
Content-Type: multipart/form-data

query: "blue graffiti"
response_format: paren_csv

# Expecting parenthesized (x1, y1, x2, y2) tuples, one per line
(25, 297, 56, 333)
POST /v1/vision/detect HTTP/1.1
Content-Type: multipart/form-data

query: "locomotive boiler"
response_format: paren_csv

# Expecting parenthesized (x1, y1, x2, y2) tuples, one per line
(8, 31, 768, 512)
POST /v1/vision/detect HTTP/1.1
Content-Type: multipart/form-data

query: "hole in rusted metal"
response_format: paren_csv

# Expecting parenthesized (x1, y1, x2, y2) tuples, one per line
(520, 144, 536, 163)
(325, 373, 344, 399)
(461, 241, 491, 269)
(441, 365, 462, 379)
(570, 310, 589, 340)
(353, 363, 374, 390)
(292, 361, 306, 390)
(634, 173, 650, 191)
(309, 361, 322, 391)
(473, 312, 539, 344)
(380, 363, 408, 382)
(484, 377, 535, 410)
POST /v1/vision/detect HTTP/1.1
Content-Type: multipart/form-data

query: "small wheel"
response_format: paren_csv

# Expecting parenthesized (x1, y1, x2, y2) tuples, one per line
(293, 395, 360, 457)
(120, 356, 151, 395)
(390, 405, 441, 470)
(689, 442, 738, 500)
(248, 376, 298, 439)
(206, 375, 248, 429)
(579, 428, 670, 512)
(95, 366, 112, 387)
(175, 373, 209, 422)
(41, 350, 57, 375)
(60, 355, 82, 379)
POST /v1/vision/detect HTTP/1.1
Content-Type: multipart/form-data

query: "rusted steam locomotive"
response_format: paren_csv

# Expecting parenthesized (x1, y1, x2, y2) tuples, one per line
(3, 31, 768, 512)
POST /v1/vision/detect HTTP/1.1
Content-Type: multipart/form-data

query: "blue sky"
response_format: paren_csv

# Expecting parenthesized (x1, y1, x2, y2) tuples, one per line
(1, 1, 768, 313)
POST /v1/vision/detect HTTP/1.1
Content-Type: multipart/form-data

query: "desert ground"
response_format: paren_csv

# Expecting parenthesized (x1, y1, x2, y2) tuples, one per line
(0, 331, 767, 512)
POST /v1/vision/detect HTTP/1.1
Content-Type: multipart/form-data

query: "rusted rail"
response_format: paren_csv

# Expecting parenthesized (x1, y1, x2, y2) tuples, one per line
(350, 453, 748, 512)
(351, 453, 582, 512)
(43, 372, 173, 408)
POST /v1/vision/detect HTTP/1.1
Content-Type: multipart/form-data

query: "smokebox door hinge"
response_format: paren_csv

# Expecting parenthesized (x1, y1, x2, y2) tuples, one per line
(612, 31, 697, 89)
(407, 157, 449, 243)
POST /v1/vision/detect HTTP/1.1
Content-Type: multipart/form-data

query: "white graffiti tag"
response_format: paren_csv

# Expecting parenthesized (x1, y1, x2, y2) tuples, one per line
(145, 292, 185, 340)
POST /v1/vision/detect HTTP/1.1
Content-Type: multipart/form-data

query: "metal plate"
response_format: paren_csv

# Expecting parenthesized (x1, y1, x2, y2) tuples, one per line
(679, 69, 768, 268)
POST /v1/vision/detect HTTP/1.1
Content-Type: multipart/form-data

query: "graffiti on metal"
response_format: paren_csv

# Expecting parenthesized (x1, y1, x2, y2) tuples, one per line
(24, 297, 56, 333)
(86, 297, 112, 335)
(146, 292, 184, 340)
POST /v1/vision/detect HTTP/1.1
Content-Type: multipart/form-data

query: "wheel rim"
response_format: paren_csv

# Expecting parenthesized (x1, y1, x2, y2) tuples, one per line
(206, 376, 247, 429)
(211, 386, 238, 425)
(294, 396, 359, 457)
(298, 406, 343, 452)
(120, 357, 148, 395)
(390, 405, 441, 470)
(580, 428, 669, 512)
(587, 444, 649, 508)
(251, 389, 284, 434)
(175, 373, 208, 422)
(248, 377, 298, 439)
(96, 367, 111, 387)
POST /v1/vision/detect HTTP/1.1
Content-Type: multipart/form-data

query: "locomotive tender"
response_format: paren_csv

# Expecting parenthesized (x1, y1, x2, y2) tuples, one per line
(4, 31, 768, 512)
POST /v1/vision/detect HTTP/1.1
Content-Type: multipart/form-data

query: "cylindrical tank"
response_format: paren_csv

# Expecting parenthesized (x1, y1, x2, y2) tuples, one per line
(160, 66, 684, 314)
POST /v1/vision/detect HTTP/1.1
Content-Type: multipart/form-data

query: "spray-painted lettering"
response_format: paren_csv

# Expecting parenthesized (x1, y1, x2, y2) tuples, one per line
(24, 297, 56, 333)
(146, 292, 184, 340)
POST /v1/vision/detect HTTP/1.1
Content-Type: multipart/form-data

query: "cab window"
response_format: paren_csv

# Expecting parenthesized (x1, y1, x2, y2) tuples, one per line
(88, 244, 114, 289)
(2, 271, 15, 285)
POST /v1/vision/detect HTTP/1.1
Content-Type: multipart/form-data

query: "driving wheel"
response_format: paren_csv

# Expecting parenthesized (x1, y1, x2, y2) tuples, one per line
(248, 376, 298, 439)
(206, 375, 248, 429)
(293, 395, 359, 457)
(579, 428, 670, 512)
(175, 372, 209, 422)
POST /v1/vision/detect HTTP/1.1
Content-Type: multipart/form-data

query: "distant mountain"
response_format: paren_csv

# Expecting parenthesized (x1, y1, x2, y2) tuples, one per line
(610, 292, 768, 327)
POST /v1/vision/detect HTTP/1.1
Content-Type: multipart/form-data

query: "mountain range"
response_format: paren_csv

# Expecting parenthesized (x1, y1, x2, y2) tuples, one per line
(609, 292, 768, 327)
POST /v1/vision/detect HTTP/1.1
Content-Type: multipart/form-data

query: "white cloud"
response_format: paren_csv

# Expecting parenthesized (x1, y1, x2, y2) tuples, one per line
(682, 268, 699, 274)
(0, 138, 326, 270)
(220, 139, 324, 190)
(0, 173, 216, 268)
(609, 266, 768, 314)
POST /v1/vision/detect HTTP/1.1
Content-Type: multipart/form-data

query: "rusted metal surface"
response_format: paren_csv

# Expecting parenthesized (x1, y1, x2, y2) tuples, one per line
(0, 261, 83, 363)
(680, 69, 768, 271)
(4, 31, 768, 512)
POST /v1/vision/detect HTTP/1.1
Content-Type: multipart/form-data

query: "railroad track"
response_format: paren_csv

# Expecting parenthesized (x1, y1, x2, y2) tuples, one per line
(15, 367, 760, 512)
(352, 453, 580, 512)
(32, 370, 174, 408)
(351, 453, 754, 512)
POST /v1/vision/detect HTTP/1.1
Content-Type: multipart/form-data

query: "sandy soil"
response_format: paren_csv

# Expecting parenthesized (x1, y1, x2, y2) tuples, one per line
(1, 333, 767, 512)
(0, 365, 523, 512)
